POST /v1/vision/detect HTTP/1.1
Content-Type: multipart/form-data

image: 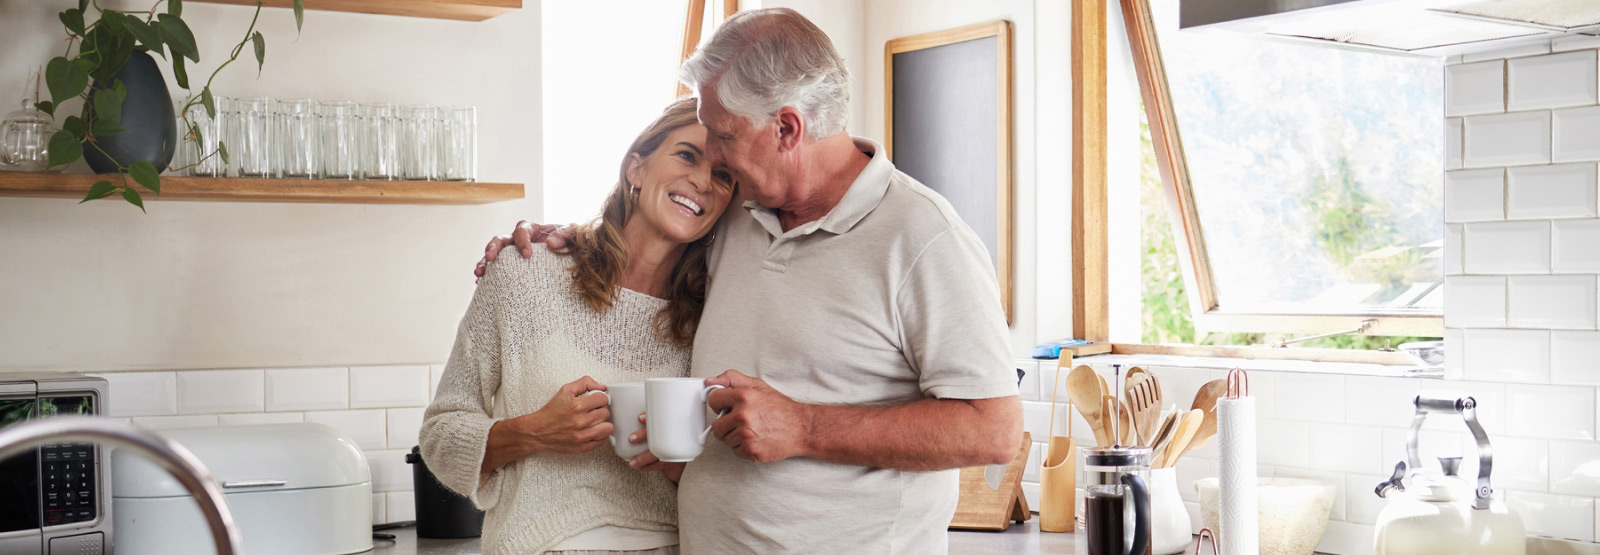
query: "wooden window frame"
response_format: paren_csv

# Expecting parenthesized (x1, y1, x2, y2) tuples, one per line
(1069, 0, 1442, 362)
(676, 0, 740, 97)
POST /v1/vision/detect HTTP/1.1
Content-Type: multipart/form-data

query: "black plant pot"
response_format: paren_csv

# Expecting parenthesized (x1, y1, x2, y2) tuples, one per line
(83, 50, 176, 174)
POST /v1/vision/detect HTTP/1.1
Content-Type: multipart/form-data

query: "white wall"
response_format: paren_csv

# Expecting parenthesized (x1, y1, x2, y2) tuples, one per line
(0, 0, 542, 371)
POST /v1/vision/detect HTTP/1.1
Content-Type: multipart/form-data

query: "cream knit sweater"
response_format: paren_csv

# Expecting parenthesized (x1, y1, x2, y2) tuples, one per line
(420, 247, 689, 555)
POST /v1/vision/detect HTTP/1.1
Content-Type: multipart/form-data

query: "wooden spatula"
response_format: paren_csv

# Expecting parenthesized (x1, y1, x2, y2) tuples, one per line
(1127, 375, 1162, 447)
(1185, 379, 1227, 453)
(1158, 409, 1204, 468)
(1066, 365, 1109, 446)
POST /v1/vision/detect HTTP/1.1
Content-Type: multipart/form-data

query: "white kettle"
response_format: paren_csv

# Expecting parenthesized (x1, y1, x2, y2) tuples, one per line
(1372, 396, 1524, 555)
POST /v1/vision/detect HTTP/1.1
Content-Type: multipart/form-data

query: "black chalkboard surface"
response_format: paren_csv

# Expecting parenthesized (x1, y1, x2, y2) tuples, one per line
(886, 20, 1014, 320)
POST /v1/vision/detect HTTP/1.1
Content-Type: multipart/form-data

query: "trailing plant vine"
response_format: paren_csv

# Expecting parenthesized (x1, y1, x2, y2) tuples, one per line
(37, 0, 303, 211)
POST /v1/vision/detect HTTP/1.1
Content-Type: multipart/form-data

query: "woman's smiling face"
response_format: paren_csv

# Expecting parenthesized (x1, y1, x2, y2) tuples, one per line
(625, 124, 737, 245)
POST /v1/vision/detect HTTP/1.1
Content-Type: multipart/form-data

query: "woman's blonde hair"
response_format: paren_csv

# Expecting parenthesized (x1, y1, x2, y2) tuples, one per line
(561, 98, 717, 347)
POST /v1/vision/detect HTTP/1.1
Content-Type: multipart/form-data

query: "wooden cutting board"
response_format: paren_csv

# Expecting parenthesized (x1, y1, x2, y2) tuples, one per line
(949, 431, 1033, 531)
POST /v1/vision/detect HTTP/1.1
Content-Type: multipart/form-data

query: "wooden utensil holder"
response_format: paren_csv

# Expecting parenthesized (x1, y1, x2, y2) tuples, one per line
(1040, 357, 1078, 532)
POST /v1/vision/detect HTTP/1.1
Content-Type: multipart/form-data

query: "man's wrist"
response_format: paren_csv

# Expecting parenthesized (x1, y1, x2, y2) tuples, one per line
(797, 402, 821, 459)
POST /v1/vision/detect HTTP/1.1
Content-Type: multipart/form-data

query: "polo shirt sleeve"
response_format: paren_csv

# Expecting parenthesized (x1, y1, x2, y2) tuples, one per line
(895, 226, 1019, 400)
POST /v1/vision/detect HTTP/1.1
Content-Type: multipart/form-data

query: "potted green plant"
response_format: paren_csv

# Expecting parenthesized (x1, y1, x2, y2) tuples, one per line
(36, 0, 303, 211)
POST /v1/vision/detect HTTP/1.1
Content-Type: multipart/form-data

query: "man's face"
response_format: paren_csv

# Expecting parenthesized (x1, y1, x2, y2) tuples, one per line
(697, 86, 784, 208)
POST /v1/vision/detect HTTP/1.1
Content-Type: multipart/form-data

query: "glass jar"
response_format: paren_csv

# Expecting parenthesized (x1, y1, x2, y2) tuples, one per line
(1, 100, 55, 172)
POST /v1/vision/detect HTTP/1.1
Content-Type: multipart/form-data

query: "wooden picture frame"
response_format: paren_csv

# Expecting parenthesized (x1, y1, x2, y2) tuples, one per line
(885, 20, 1015, 324)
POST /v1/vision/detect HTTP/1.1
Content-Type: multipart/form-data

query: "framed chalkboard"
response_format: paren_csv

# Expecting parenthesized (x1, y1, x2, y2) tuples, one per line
(886, 20, 1014, 323)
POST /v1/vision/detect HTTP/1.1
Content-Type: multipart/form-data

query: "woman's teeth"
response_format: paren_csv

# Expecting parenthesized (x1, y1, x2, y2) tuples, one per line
(668, 193, 704, 216)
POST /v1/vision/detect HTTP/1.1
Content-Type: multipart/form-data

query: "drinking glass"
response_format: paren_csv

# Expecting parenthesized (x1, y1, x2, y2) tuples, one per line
(362, 103, 400, 180)
(399, 105, 437, 181)
(321, 101, 362, 180)
(276, 98, 321, 179)
(230, 97, 275, 178)
(436, 106, 476, 182)
(177, 94, 229, 177)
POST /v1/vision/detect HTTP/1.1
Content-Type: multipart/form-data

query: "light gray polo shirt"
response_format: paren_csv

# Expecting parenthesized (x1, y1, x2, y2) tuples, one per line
(677, 137, 1016, 554)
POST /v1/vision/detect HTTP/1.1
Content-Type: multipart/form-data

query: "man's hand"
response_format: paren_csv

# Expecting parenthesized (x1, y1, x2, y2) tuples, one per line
(705, 370, 815, 463)
(626, 413, 686, 483)
(473, 220, 578, 279)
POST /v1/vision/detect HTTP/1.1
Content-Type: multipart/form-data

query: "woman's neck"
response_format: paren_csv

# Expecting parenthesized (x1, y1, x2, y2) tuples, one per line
(618, 219, 687, 298)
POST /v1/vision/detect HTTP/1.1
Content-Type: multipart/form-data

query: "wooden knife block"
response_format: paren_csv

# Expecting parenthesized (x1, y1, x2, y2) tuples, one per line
(949, 431, 1033, 531)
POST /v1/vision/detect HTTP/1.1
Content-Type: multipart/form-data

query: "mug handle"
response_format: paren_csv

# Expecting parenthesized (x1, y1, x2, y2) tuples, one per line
(698, 384, 727, 446)
(581, 390, 613, 446)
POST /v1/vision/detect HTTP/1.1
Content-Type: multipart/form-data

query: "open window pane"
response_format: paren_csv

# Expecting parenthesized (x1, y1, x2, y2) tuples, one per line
(1151, 0, 1444, 316)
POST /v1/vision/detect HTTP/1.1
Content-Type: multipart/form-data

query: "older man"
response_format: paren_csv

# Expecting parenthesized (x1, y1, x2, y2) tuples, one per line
(480, 8, 1021, 553)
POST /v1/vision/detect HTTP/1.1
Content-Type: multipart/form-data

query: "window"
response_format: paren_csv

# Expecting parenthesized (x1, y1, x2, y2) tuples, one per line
(1119, 0, 1445, 349)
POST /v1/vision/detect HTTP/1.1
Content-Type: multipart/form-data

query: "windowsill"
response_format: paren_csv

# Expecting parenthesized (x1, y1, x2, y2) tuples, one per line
(1073, 352, 1444, 378)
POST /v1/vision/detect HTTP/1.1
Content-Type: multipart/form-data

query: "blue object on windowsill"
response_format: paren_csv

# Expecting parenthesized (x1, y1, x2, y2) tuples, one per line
(1031, 338, 1091, 359)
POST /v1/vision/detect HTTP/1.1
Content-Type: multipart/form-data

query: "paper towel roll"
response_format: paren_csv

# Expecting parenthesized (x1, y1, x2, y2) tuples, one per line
(1217, 397, 1258, 555)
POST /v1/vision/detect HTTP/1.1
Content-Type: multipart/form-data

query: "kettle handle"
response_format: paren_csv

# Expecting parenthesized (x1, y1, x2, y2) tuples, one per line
(1123, 473, 1150, 555)
(1407, 395, 1494, 510)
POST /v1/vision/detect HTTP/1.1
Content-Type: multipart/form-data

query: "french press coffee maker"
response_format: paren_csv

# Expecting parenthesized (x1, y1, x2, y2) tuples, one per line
(1081, 446, 1152, 555)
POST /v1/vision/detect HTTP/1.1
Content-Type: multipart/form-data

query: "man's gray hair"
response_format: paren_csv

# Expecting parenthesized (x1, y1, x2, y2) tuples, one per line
(679, 8, 850, 140)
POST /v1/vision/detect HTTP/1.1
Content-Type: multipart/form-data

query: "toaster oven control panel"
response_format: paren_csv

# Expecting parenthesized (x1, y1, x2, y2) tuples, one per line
(41, 443, 96, 526)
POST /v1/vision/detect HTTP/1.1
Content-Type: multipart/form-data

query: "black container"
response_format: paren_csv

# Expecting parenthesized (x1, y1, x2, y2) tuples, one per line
(83, 50, 176, 173)
(406, 445, 485, 539)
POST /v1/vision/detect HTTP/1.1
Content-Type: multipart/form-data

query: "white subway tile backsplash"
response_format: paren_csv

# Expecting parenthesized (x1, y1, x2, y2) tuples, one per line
(1507, 384, 1595, 440)
(350, 365, 430, 409)
(1446, 328, 1465, 379)
(1445, 276, 1508, 328)
(1345, 376, 1421, 427)
(1445, 168, 1506, 222)
(1552, 35, 1600, 52)
(1464, 111, 1552, 168)
(218, 412, 304, 426)
(1023, 442, 1042, 483)
(1464, 221, 1552, 274)
(306, 409, 388, 450)
(1508, 490, 1595, 542)
(1551, 440, 1600, 496)
(1383, 428, 1464, 475)
(429, 363, 446, 401)
(1554, 220, 1600, 273)
(1463, 328, 1551, 383)
(1508, 163, 1599, 220)
(1557, 106, 1600, 163)
(1446, 117, 1464, 171)
(386, 491, 416, 523)
(1012, 359, 1040, 402)
(1553, 331, 1600, 385)
(176, 370, 264, 415)
(1275, 373, 1344, 423)
(1482, 436, 1549, 493)
(1510, 275, 1599, 329)
(265, 367, 349, 412)
(1447, 60, 1506, 116)
(1509, 50, 1600, 111)
(1022, 401, 1073, 442)
(1173, 457, 1217, 504)
(1446, 224, 1465, 275)
(367, 449, 411, 492)
(1257, 420, 1309, 467)
(387, 408, 425, 450)
(132, 414, 218, 430)
(95, 372, 176, 417)
(1345, 473, 1387, 525)
(1021, 482, 1039, 515)
(1308, 423, 1382, 474)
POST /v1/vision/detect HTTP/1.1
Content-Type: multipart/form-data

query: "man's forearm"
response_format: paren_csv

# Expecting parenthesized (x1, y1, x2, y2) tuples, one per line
(800, 396, 1022, 471)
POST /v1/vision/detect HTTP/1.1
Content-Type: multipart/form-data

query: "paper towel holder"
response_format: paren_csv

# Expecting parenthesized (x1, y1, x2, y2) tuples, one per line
(1224, 368, 1249, 400)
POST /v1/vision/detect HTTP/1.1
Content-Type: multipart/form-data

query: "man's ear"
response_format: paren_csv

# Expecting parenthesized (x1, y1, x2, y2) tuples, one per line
(624, 153, 645, 190)
(774, 106, 805, 152)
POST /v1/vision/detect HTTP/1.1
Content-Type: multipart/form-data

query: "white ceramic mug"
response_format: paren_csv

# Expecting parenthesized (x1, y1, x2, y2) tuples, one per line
(597, 382, 648, 460)
(644, 378, 726, 463)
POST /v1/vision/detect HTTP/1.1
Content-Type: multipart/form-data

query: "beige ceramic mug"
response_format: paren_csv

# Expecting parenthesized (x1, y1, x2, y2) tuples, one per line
(644, 378, 726, 462)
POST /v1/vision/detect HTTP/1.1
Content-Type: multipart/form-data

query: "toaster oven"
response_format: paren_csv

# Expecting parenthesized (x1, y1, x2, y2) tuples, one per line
(0, 374, 111, 555)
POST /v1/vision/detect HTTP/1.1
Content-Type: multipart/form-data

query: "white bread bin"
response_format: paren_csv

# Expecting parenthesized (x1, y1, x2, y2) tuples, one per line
(111, 423, 373, 554)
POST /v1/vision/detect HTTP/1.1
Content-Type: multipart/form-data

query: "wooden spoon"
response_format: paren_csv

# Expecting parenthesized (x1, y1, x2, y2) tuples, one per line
(1186, 379, 1227, 454)
(1159, 409, 1204, 468)
(1149, 408, 1178, 458)
(1066, 365, 1109, 446)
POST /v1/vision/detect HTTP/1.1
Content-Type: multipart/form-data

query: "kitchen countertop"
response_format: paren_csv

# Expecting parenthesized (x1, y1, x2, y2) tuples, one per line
(370, 519, 1083, 554)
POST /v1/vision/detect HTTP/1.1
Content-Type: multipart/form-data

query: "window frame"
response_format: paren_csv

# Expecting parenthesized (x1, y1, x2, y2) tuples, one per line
(1110, 0, 1445, 342)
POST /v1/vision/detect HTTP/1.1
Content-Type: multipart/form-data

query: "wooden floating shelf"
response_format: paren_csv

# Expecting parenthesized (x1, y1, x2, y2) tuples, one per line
(190, 0, 522, 22)
(0, 172, 523, 205)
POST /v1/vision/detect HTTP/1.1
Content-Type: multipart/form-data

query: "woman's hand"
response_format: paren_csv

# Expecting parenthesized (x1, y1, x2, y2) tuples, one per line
(474, 221, 578, 279)
(626, 413, 686, 483)
(481, 376, 612, 473)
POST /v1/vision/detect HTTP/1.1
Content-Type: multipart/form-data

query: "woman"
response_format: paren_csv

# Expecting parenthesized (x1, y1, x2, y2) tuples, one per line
(420, 98, 736, 555)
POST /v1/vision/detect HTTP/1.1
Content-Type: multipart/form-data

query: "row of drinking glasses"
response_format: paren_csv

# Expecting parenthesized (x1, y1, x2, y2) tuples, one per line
(173, 96, 477, 181)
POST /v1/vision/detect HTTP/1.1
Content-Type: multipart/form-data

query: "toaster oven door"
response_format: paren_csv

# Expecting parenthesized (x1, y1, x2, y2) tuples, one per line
(0, 395, 40, 535)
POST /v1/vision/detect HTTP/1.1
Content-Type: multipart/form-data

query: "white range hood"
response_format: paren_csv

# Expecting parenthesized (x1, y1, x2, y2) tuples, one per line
(1180, 0, 1600, 56)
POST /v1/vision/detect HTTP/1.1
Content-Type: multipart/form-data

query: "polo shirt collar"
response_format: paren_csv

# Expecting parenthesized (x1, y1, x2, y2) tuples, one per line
(744, 136, 894, 237)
